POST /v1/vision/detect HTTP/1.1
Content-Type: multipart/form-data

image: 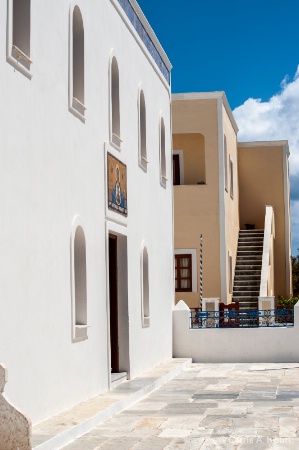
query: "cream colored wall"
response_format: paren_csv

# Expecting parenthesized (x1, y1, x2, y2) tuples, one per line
(173, 99, 221, 308)
(238, 145, 291, 297)
(222, 106, 239, 303)
(173, 134, 205, 184)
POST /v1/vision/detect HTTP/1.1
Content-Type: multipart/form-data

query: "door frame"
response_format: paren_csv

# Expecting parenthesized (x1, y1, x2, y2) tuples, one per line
(105, 221, 130, 388)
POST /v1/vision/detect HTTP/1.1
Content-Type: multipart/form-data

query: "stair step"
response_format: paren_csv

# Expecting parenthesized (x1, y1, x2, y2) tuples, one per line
(237, 256, 262, 262)
(234, 281, 260, 287)
(239, 234, 264, 244)
(232, 298, 259, 304)
(239, 229, 264, 232)
(233, 291, 259, 297)
(233, 285, 260, 291)
(235, 270, 261, 275)
(232, 228, 264, 312)
(237, 250, 263, 254)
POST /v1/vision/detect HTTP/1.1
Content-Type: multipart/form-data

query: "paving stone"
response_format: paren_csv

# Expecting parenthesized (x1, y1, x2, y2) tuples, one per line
(60, 363, 299, 449)
(164, 437, 206, 449)
(131, 437, 172, 449)
(159, 428, 192, 438)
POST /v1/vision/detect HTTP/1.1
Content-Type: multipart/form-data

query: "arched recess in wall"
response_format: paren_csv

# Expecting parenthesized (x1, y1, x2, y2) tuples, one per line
(160, 115, 167, 187)
(7, 0, 32, 75)
(141, 242, 150, 327)
(13, 0, 31, 59)
(71, 217, 88, 341)
(110, 55, 121, 147)
(172, 133, 205, 185)
(138, 87, 147, 170)
(69, 4, 86, 119)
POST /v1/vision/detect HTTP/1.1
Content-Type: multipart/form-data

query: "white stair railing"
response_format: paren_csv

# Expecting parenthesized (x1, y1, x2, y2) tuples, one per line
(259, 206, 275, 297)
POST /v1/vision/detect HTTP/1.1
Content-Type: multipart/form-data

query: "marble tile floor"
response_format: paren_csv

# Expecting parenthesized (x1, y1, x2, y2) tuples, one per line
(32, 359, 192, 449)
(61, 363, 299, 449)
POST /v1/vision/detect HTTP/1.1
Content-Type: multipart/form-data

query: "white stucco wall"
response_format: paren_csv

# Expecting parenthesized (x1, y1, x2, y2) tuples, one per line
(0, 0, 173, 424)
(173, 301, 299, 363)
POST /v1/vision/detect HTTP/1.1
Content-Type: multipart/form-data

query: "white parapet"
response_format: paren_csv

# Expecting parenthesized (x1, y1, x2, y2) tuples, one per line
(0, 364, 31, 450)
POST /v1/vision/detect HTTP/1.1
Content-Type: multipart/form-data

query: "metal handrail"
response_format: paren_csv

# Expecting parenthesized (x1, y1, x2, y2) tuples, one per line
(190, 308, 294, 329)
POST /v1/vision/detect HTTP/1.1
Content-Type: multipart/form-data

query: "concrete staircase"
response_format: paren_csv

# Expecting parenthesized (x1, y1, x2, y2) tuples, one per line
(232, 229, 264, 310)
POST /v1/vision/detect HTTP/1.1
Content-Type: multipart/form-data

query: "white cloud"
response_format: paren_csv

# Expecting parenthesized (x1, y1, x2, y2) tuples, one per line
(233, 67, 299, 254)
(233, 66, 299, 176)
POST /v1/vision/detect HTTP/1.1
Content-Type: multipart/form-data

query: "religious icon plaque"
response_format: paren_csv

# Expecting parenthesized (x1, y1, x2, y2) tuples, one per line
(107, 153, 128, 216)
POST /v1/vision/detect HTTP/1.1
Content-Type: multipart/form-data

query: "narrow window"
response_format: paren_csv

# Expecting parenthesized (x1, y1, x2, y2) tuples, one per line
(173, 154, 180, 185)
(141, 246, 150, 327)
(228, 252, 233, 294)
(71, 223, 88, 341)
(229, 156, 234, 199)
(139, 90, 147, 169)
(10, 0, 31, 72)
(74, 226, 87, 326)
(175, 254, 192, 292)
(72, 6, 85, 117)
(111, 57, 121, 147)
(160, 117, 167, 186)
(224, 135, 228, 191)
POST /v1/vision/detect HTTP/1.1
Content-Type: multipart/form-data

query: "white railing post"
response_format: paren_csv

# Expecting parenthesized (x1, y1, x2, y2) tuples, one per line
(260, 206, 275, 297)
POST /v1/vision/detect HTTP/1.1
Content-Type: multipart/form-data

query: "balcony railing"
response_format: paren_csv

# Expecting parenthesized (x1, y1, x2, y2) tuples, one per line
(116, 0, 170, 84)
(190, 309, 294, 329)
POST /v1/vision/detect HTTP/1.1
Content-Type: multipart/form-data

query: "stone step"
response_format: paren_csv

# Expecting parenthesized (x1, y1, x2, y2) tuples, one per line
(237, 245, 263, 254)
(232, 296, 258, 304)
(238, 238, 264, 243)
(239, 229, 264, 233)
(236, 257, 262, 262)
(238, 246, 263, 251)
(236, 256, 262, 261)
(237, 247, 263, 256)
(31, 359, 192, 450)
(234, 280, 260, 287)
(238, 237, 264, 241)
(232, 305, 258, 310)
(233, 285, 260, 291)
(233, 291, 259, 297)
(235, 266, 261, 276)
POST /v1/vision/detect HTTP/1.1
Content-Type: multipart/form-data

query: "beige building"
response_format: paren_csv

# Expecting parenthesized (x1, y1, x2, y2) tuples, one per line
(172, 92, 292, 310)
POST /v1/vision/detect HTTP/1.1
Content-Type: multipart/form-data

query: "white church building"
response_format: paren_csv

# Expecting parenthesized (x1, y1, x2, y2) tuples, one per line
(0, 0, 174, 424)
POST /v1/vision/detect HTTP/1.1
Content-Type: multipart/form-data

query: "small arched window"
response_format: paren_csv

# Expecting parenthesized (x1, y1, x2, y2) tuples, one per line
(71, 221, 88, 341)
(139, 90, 147, 170)
(71, 6, 86, 118)
(141, 245, 150, 327)
(111, 57, 121, 147)
(160, 117, 166, 186)
(10, 0, 32, 72)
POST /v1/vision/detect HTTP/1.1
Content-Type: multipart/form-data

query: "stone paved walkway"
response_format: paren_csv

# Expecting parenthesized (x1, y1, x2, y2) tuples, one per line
(61, 363, 299, 449)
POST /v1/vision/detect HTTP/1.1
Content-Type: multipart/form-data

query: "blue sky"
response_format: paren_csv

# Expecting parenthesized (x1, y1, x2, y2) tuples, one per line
(138, 0, 299, 254)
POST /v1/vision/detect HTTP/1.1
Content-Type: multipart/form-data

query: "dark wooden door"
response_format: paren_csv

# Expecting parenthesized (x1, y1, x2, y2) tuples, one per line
(109, 234, 119, 372)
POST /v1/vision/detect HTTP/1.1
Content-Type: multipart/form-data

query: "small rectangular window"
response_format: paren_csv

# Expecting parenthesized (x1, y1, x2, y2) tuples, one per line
(175, 254, 192, 292)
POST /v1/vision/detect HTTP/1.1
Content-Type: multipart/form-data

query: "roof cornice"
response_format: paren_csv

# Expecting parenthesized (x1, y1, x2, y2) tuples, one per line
(238, 141, 290, 157)
(129, 0, 172, 71)
(238, 140, 289, 147)
(172, 91, 239, 134)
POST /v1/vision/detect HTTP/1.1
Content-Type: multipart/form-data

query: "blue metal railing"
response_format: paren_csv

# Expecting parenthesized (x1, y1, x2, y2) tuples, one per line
(116, 0, 170, 84)
(190, 309, 294, 329)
